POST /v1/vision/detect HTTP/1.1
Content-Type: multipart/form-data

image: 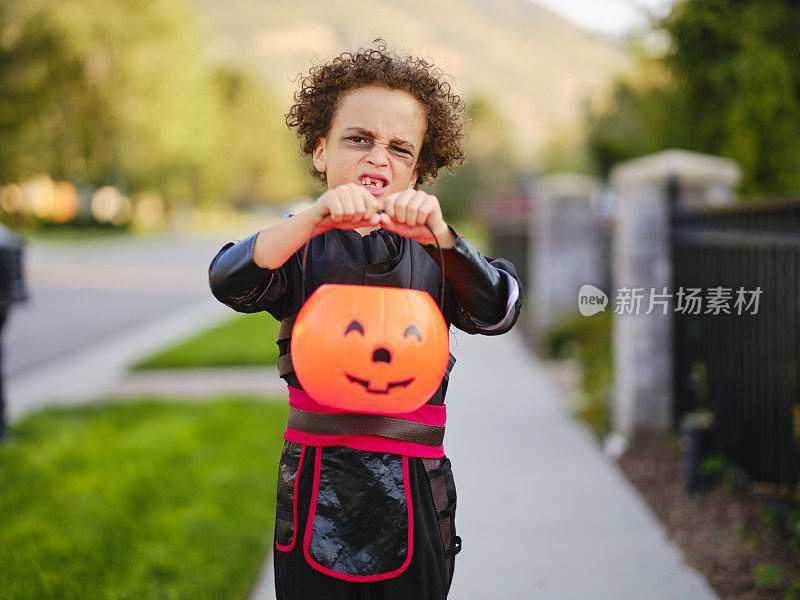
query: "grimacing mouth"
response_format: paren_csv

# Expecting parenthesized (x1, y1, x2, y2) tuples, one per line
(345, 374, 415, 395)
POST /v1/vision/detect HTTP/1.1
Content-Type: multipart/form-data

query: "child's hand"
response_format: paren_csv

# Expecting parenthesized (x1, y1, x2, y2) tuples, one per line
(312, 183, 382, 232)
(379, 190, 456, 248)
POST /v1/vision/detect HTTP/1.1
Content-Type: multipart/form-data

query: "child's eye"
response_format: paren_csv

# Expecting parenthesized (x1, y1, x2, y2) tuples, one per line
(347, 136, 369, 144)
(391, 146, 411, 156)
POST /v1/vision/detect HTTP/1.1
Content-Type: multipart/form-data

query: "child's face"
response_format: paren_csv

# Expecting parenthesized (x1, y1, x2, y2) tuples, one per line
(313, 85, 426, 196)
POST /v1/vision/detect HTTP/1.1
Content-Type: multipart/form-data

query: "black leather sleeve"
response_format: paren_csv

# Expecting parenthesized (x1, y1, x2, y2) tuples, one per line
(423, 227, 523, 336)
(207, 231, 303, 320)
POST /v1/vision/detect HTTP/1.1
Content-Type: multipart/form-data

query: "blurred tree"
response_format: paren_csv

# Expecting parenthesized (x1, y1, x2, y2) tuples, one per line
(0, 0, 307, 207)
(586, 75, 690, 177)
(0, 0, 211, 190)
(428, 96, 515, 222)
(585, 0, 800, 194)
(541, 119, 595, 175)
(662, 0, 800, 193)
(205, 67, 309, 207)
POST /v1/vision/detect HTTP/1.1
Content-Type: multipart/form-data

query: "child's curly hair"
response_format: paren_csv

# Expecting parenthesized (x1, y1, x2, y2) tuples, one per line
(286, 39, 467, 187)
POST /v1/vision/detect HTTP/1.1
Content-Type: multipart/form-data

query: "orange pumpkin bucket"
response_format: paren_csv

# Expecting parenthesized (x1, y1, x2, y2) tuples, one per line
(291, 217, 450, 414)
(291, 284, 449, 414)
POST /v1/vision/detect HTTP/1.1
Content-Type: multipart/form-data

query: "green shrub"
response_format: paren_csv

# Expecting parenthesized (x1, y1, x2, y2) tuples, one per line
(543, 310, 613, 440)
(783, 578, 800, 600)
(699, 452, 726, 480)
(753, 563, 787, 591)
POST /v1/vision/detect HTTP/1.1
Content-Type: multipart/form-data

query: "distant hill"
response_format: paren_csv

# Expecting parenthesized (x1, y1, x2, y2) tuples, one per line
(189, 0, 631, 161)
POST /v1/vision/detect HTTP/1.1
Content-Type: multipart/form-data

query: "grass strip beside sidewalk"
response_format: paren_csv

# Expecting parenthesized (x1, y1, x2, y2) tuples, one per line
(131, 313, 281, 370)
(0, 396, 287, 600)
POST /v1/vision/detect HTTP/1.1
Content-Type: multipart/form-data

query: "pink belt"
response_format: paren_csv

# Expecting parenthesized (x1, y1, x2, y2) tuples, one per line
(284, 386, 446, 459)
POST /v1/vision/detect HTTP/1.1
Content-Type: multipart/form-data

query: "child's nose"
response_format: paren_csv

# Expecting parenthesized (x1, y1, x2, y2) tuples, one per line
(366, 144, 390, 166)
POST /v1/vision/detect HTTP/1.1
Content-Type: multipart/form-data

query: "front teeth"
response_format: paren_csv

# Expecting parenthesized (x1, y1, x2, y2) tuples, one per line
(361, 177, 385, 189)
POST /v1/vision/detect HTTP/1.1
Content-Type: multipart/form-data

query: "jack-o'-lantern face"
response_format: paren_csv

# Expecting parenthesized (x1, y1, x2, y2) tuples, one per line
(291, 284, 449, 414)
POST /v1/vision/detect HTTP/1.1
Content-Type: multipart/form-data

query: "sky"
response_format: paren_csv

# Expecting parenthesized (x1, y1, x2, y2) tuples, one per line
(532, 0, 675, 37)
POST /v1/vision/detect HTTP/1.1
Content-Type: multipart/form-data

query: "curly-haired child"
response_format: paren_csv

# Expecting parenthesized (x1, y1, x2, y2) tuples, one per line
(208, 39, 523, 600)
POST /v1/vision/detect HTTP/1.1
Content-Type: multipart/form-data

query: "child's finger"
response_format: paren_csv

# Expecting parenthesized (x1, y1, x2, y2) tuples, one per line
(382, 192, 397, 219)
(338, 190, 357, 221)
(417, 196, 436, 226)
(405, 192, 426, 227)
(349, 188, 368, 220)
(393, 190, 414, 224)
(327, 196, 344, 222)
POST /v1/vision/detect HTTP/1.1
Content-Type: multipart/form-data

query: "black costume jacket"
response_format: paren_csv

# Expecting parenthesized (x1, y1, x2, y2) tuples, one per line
(208, 225, 523, 596)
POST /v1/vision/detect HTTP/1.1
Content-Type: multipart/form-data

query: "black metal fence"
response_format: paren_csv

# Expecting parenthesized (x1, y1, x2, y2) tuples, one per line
(670, 188, 800, 490)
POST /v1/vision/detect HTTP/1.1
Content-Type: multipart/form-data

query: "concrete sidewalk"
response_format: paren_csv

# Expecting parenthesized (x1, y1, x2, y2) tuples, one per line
(6, 298, 234, 423)
(443, 329, 718, 600)
(94, 365, 286, 400)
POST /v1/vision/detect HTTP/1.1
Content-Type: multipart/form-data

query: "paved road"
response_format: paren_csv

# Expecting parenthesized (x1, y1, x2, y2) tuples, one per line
(5, 233, 232, 376)
(2, 227, 275, 422)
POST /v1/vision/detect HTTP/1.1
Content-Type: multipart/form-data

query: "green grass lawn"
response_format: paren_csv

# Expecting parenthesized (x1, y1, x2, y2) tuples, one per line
(16, 223, 134, 242)
(0, 396, 288, 600)
(132, 313, 281, 370)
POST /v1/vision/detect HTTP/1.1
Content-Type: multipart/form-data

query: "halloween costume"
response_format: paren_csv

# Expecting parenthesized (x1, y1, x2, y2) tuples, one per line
(208, 226, 522, 599)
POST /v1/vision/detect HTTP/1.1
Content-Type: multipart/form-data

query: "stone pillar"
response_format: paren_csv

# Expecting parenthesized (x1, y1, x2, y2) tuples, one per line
(527, 173, 606, 344)
(610, 149, 741, 439)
